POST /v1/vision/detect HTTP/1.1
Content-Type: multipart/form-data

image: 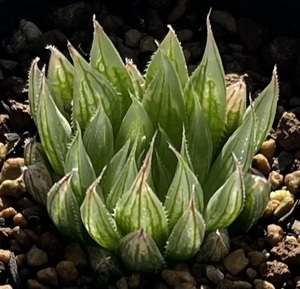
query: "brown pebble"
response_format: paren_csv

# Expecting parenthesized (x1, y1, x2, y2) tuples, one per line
(265, 224, 284, 246)
(0, 176, 26, 198)
(273, 196, 294, 218)
(0, 285, 13, 289)
(0, 157, 24, 182)
(175, 282, 196, 289)
(260, 138, 276, 160)
(254, 279, 275, 289)
(161, 269, 196, 288)
(246, 267, 257, 280)
(27, 247, 48, 267)
(268, 171, 284, 190)
(0, 197, 13, 211)
(64, 242, 87, 266)
(248, 251, 267, 268)
(116, 276, 128, 289)
(128, 273, 140, 288)
(252, 153, 271, 175)
(264, 199, 280, 216)
(16, 254, 26, 267)
(13, 226, 32, 246)
(13, 213, 28, 228)
(27, 278, 50, 289)
(0, 249, 11, 265)
(56, 260, 78, 283)
(37, 267, 58, 286)
(38, 232, 63, 260)
(284, 170, 300, 194)
(0, 207, 17, 218)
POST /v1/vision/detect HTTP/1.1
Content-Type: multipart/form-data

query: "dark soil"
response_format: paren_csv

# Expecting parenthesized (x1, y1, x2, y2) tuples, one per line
(1, 1, 300, 289)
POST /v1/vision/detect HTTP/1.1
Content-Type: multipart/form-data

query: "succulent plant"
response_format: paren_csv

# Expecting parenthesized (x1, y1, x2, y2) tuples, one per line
(24, 11, 279, 274)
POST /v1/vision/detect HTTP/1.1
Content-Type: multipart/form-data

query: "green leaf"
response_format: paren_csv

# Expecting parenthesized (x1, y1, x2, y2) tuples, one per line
(101, 140, 131, 199)
(36, 73, 72, 176)
(229, 173, 270, 234)
(185, 89, 213, 183)
(114, 135, 168, 250)
(143, 54, 185, 149)
(46, 45, 74, 121)
(106, 141, 138, 212)
(184, 13, 226, 150)
(224, 79, 247, 139)
(64, 124, 96, 204)
(145, 25, 188, 89)
(115, 97, 154, 157)
(126, 59, 145, 99)
(242, 66, 279, 152)
(90, 18, 134, 114)
(152, 151, 173, 202)
(165, 196, 205, 260)
(68, 42, 121, 133)
(81, 173, 122, 252)
(83, 108, 114, 175)
(47, 171, 86, 242)
(23, 163, 53, 207)
(28, 58, 43, 123)
(120, 229, 165, 274)
(203, 67, 279, 201)
(204, 161, 245, 232)
(165, 144, 204, 231)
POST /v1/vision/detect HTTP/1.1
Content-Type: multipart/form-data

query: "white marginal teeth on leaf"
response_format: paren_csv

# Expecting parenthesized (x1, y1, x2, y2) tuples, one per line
(165, 196, 205, 260)
(119, 229, 165, 274)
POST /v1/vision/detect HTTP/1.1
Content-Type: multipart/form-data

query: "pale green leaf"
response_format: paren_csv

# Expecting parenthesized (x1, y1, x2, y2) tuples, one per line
(120, 229, 165, 274)
(46, 45, 74, 121)
(36, 74, 72, 176)
(203, 67, 278, 201)
(106, 141, 138, 212)
(114, 135, 168, 250)
(115, 97, 154, 157)
(83, 108, 114, 175)
(126, 59, 145, 99)
(145, 25, 188, 89)
(101, 140, 131, 199)
(47, 171, 86, 242)
(185, 88, 213, 183)
(185, 13, 226, 150)
(165, 144, 204, 231)
(229, 173, 270, 234)
(204, 161, 245, 232)
(28, 57, 43, 123)
(68, 42, 121, 133)
(90, 18, 134, 114)
(165, 197, 205, 260)
(81, 173, 121, 252)
(64, 124, 96, 204)
(143, 54, 185, 149)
